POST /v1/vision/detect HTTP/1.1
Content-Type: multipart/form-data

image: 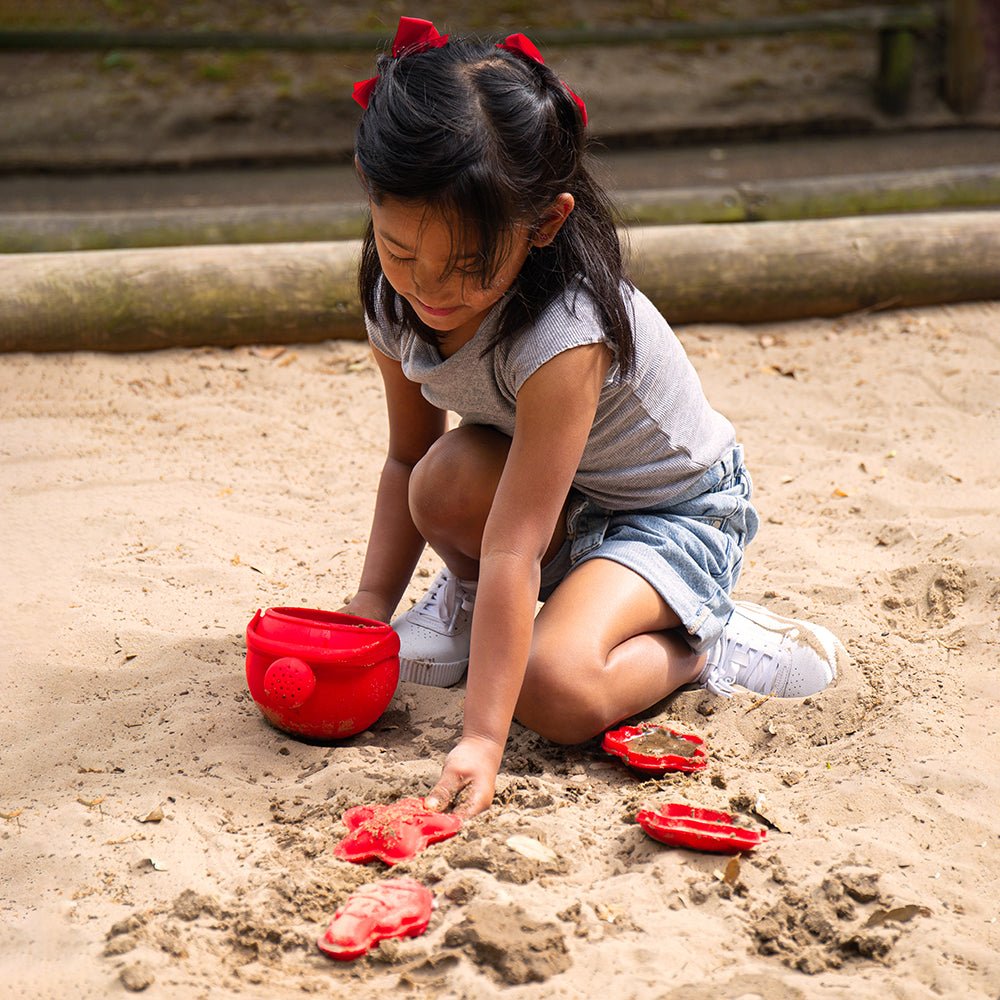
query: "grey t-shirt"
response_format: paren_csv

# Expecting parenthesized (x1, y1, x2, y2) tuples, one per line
(366, 283, 736, 509)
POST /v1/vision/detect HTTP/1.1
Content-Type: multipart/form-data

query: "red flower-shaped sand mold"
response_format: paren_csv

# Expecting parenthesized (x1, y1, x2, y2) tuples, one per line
(602, 724, 707, 774)
(317, 877, 433, 960)
(636, 802, 767, 854)
(333, 797, 462, 865)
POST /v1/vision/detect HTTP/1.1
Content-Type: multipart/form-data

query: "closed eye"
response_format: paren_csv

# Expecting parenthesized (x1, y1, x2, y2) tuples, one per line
(385, 249, 415, 265)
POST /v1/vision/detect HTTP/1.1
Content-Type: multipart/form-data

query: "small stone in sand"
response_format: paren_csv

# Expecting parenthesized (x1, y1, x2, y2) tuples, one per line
(120, 962, 155, 992)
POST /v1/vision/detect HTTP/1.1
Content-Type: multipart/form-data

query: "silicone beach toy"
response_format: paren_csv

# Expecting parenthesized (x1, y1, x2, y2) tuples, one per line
(334, 797, 462, 865)
(317, 877, 434, 960)
(636, 803, 767, 853)
(602, 724, 708, 774)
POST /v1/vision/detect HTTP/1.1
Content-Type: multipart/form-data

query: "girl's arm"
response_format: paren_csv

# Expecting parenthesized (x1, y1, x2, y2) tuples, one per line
(342, 345, 447, 623)
(427, 341, 612, 816)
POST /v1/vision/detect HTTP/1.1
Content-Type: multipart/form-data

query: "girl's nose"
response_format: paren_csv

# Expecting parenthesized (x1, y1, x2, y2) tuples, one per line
(413, 263, 448, 299)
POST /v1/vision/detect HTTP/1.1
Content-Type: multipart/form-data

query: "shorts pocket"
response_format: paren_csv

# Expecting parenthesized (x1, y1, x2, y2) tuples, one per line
(567, 506, 611, 563)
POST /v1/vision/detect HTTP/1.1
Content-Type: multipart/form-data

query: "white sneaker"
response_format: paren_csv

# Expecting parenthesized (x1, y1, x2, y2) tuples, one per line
(698, 601, 846, 698)
(391, 569, 477, 687)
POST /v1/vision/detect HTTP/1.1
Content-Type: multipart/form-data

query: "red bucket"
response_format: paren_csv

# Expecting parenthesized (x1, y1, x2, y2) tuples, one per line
(245, 607, 400, 740)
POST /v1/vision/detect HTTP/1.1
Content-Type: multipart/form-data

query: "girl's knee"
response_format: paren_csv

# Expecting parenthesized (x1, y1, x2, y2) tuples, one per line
(516, 641, 608, 745)
(410, 426, 507, 526)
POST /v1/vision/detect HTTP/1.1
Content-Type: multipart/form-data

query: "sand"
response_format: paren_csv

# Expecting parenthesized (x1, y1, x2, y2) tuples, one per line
(2, 301, 999, 999)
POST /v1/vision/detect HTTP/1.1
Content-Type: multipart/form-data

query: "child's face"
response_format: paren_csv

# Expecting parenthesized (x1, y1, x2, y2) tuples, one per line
(370, 197, 532, 348)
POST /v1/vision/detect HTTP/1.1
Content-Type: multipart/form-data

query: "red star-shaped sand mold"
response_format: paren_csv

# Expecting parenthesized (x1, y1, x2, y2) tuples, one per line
(333, 797, 462, 865)
(602, 723, 708, 774)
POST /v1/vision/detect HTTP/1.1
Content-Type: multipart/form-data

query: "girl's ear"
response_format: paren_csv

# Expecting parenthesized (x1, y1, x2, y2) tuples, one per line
(531, 193, 575, 247)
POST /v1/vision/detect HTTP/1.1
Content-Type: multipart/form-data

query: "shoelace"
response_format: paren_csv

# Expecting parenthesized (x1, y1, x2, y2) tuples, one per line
(410, 571, 476, 628)
(702, 633, 783, 698)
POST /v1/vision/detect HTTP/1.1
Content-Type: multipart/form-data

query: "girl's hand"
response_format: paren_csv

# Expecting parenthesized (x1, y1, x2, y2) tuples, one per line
(426, 735, 505, 819)
(337, 590, 392, 623)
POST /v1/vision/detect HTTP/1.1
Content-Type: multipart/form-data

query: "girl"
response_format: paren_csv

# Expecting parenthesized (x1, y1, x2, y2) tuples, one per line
(340, 17, 847, 818)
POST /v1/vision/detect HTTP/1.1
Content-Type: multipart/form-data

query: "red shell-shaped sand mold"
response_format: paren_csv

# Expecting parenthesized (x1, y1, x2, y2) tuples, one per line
(334, 797, 462, 865)
(602, 724, 708, 773)
(317, 877, 434, 960)
(636, 802, 767, 853)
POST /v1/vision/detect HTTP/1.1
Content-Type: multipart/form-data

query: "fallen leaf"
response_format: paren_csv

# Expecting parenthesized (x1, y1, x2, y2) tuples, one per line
(593, 902, 624, 924)
(249, 346, 286, 361)
(866, 904, 931, 928)
(105, 833, 146, 845)
(1, 808, 24, 830)
(505, 835, 558, 865)
(723, 856, 741, 885)
(832, 488, 849, 498)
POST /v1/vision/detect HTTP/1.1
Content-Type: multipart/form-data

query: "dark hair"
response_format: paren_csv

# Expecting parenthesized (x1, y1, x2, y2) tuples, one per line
(355, 33, 634, 374)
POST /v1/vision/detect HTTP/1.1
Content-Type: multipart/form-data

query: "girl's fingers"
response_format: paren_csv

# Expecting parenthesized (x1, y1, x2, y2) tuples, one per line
(425, 775, 464, 812)
(453, 785, 491, 819)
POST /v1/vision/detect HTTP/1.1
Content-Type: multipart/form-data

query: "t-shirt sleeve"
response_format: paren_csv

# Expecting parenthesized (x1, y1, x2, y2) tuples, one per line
(363, 278, 403, 361)
(498, 285, 617, 398)
(365, 309, 402, 361)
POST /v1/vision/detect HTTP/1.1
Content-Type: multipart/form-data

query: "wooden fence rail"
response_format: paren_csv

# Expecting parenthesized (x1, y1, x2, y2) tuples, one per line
(0, 3, 963, 114)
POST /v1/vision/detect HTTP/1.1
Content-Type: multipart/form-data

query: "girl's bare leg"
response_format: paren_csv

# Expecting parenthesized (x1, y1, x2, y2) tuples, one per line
(515, 557, 705, 745)
(408, 424, 565, 578)
(409, 424, 696, 739)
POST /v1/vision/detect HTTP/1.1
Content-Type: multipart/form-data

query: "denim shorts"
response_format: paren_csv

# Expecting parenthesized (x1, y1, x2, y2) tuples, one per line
(538, 444, 759, 653)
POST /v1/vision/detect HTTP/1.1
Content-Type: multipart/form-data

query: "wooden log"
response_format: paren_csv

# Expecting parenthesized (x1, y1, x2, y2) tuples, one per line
(739, 164, 1000, 221)
(0, 242, 362, 353)
(5, 166, 999, 254)
(0, 203, 369, 254)
(629, 212, 1000, 324)
(2, 213, 998, 353)
(616, 187, 746, 226)
(0, 8, 939, 52)
(876, 27, 916, 114)
(945, 0, 986, 113)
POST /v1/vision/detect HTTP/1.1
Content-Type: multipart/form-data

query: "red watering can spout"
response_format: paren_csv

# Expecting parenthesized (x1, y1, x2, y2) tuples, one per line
(263, 657, 317, 710)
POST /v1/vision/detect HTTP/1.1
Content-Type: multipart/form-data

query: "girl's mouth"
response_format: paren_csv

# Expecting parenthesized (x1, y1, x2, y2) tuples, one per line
(415, 299, 460, 318)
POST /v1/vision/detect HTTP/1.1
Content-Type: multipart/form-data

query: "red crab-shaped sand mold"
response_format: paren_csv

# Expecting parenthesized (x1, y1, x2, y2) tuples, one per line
(333, 797, 462, 865)
(317, 877, 434, 960)
(602, 724, 708, 774)
(636, 802, 767, 854)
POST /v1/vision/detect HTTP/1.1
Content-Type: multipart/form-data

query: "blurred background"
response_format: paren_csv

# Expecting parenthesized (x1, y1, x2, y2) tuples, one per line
(1, 1, 997, 230)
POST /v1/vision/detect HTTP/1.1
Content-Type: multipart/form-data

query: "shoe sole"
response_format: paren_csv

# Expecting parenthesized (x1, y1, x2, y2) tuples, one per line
(398, 656, 468, 688)
(732, 601, 849, 690)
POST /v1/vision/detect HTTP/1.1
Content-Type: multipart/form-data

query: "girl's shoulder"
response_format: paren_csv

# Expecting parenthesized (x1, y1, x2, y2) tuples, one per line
(495, 281, 635, 396)
(364, 276, 408, 361)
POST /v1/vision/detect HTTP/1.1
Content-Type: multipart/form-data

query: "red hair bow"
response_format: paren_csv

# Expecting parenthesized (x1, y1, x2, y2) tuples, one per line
(353, 16, 450, 109)
(496, 32, 588, 127)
